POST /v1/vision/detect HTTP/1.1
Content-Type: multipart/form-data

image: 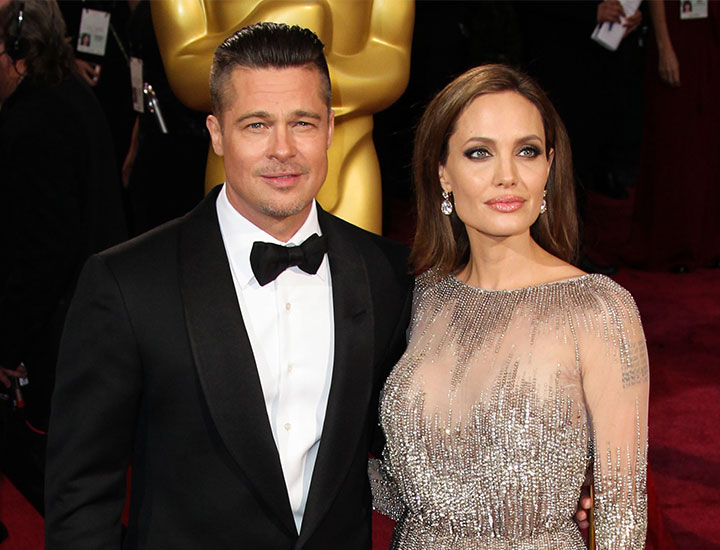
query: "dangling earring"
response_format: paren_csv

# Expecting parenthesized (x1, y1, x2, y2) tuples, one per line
(539, 189, 548, 215)
(441, 191, 453, 216)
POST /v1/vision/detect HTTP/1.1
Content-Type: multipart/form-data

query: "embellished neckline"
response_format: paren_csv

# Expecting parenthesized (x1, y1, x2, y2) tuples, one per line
(448, 272, 599, 294)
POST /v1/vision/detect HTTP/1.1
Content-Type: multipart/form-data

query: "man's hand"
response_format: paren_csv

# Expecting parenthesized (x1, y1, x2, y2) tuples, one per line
(575, 488, 593, 529)
(575, 470, 594, 529)
(623, 9, 643, 35)
(598, 0, 643, 36)
(74, 59, 101, 87)
(0, 364, 28, 388)
(597, 0, 626, 24)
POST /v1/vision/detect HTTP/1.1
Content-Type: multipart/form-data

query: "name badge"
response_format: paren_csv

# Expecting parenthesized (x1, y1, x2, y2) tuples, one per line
(680, 0, 708, 19)
(130, 57, 144, 113)
(76, 8, 111, 56)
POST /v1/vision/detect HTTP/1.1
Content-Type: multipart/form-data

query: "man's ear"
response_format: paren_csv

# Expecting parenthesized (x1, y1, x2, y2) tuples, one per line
(206, 115, 224, 157)
(326, 109, 335, 149)
(13, 58, 27, 77)
(438, 164, 451, 194)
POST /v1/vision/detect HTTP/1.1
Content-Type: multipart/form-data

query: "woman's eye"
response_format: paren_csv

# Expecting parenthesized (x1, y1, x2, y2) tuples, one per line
(464, 148, 490, 160)
(518, 145, 541, 158)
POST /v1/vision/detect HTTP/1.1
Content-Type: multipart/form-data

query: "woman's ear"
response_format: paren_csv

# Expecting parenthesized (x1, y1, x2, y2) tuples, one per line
(547, 147, 555, 179)
(438, 164, 451, 194)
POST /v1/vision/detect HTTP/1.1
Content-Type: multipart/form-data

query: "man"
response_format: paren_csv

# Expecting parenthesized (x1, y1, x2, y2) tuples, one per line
(0, 0, 126, 433)
(45, 22, 413, 549)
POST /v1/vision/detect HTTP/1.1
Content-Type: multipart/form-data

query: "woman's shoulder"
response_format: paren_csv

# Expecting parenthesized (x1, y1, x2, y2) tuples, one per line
(574, 274, 640, 312)
(415, 268, 442, 286)
(410, 269, 459, 314)
(519, 253, 636, 306)
(414, 268, 457, 295)
(412, 267, 640, 319)
(529, 252, 635, 308)
(535, 273, 642, 326)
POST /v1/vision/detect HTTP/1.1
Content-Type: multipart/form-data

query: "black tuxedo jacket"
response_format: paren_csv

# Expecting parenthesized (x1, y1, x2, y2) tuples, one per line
(45, 187, 413, 549)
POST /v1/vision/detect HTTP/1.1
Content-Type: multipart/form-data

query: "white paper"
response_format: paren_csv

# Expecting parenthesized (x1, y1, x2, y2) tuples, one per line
(591, 0, 643, 51)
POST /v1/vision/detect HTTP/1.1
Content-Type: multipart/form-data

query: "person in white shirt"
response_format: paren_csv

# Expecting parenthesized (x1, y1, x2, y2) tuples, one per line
(45, 22, 413, 550)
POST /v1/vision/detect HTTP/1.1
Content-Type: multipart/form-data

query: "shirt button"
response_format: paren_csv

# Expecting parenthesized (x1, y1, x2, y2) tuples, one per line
(284, 423, 292, 431)
(285, 302, 291, 311)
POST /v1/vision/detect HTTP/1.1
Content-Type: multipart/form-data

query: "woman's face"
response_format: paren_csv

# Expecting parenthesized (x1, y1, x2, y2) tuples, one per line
(439, 91, 553, 242)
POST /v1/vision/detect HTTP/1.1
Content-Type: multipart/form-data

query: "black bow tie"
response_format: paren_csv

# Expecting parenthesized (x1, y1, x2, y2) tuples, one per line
(250, 233, 328, 286)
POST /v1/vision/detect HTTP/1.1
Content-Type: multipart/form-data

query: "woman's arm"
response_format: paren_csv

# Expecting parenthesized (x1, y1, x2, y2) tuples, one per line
(581, 285, 649, 549)
(650, 0, 681, 86)
(368, 450, 406, 521)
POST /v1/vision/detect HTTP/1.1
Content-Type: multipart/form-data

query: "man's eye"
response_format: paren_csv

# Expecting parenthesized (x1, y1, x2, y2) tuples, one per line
(247, 122, 264, 130)
(519, 146, 541, 157)
(464, 148, 490, 160)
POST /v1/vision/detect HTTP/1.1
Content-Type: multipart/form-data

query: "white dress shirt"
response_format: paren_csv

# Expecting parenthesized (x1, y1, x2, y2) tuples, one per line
(216, 185, 334, 532)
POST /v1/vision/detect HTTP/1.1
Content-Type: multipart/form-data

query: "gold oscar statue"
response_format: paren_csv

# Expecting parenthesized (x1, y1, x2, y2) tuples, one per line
(151, 1, 414, 233)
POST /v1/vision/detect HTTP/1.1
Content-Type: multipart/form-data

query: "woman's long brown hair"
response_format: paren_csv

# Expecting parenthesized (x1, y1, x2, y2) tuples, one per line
(411, 64, 578, 277)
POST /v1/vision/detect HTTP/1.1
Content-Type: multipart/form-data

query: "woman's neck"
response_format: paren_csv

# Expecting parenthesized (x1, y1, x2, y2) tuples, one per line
(457, 231, 578, 290)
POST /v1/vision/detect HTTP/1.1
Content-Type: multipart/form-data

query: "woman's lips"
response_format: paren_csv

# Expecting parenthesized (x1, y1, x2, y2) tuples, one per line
(484, 195, 526, 212)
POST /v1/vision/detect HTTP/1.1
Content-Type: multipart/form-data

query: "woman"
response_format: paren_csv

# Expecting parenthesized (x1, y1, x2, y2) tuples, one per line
(624, 0, 720, 271)
(371, 65, 648, 549)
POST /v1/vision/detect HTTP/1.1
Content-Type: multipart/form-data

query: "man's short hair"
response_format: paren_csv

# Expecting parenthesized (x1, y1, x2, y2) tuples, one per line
(209, 22, 331, 118)
(0, 0, 73, 84)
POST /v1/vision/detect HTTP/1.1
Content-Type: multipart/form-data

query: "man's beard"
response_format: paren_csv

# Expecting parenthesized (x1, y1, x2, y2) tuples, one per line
(253, 162, 315, 220)
(260, 199, 309, 220)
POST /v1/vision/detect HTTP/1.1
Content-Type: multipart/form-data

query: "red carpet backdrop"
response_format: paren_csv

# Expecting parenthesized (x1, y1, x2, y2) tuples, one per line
(0, 475, 44, 549)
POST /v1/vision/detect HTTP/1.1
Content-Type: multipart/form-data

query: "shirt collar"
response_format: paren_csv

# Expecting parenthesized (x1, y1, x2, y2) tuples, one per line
(216, 183, 326, 288)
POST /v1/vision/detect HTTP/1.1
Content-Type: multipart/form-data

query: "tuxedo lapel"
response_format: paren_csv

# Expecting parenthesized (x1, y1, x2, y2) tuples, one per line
(178, 188, 296, 537)
(298, 209, 375, 544)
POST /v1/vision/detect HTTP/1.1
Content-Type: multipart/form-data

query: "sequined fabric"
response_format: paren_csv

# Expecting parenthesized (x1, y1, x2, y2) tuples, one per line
(371, 273, 648, 549)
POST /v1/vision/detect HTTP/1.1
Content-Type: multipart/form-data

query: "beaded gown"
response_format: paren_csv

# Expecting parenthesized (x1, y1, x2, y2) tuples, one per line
(370, 272, 648, 549)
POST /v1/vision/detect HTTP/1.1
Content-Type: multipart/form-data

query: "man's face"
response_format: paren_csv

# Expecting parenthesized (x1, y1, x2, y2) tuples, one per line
(0, 49, 18, 102)
(0, 42, 14, 103)
(207, 65, 334, 240)
(0, 0, 18, 103)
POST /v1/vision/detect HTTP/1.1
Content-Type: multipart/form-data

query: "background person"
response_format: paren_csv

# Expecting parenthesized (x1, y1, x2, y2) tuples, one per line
(121, 0, 208, 236)
(624, 0, 720, 272)
(0, 0, 126, 434)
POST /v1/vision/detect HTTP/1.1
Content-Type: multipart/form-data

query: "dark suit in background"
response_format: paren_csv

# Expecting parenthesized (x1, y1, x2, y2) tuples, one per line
(0, 73, 127, 433)
(45, 186, 412, 549)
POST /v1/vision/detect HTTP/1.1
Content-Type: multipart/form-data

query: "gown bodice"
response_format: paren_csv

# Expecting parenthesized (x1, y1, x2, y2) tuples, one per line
(371, 272, 648, 549)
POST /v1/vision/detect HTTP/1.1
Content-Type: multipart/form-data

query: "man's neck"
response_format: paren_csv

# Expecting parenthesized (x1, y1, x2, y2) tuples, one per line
(221, 186, 318, 244)
(228, 201, 315, 244)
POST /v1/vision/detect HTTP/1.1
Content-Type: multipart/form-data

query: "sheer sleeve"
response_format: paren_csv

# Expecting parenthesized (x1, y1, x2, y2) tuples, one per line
(368, 280, 426, 521)
(580, 283, 649, 549)
(368, 447, 406, 521)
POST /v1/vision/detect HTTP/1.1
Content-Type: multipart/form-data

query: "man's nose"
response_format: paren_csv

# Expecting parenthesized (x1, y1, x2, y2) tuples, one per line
(268, 126, 296, 160)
